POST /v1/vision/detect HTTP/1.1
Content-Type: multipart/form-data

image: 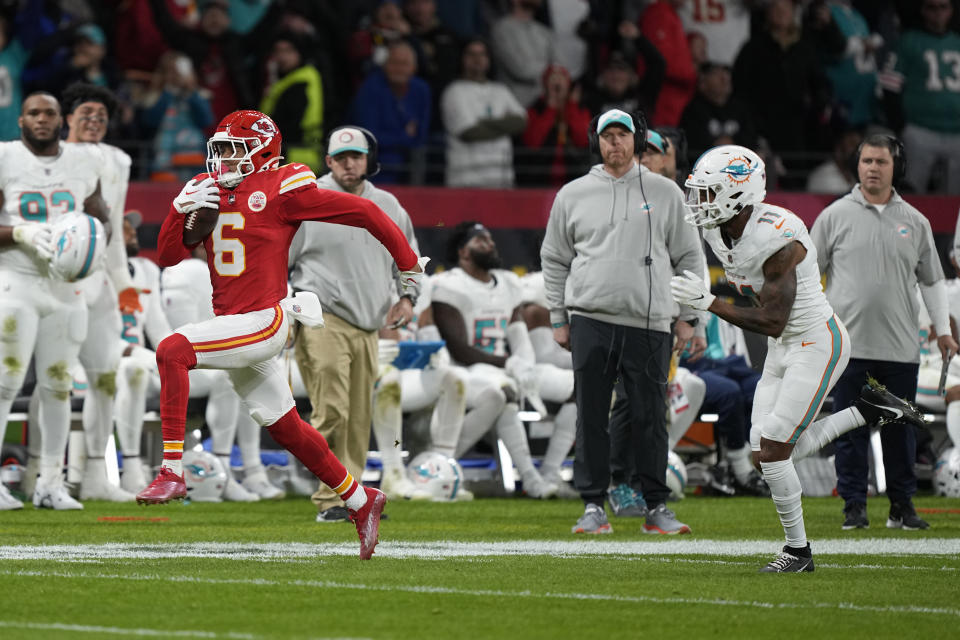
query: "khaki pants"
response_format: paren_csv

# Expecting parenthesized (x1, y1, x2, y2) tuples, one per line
(294, 313, 378, 511)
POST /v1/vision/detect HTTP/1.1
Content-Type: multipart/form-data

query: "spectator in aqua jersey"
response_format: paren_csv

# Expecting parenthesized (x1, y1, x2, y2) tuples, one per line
(880, 0, 960, 193)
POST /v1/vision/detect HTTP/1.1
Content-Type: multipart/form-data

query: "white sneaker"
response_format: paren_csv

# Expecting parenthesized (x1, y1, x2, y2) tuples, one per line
(380, 466, 432, 501)
(33, 478, 84, 510)
(223, 477, 260, 502)
(242, 470, 286, 500)
(0, 483, 23, 510)
(453, 486, 474, 501)
(521, 469, 558, 499)
(119, 458, 148, 494)
(80, 464, 136, 502)
(543, 473, 579, 499)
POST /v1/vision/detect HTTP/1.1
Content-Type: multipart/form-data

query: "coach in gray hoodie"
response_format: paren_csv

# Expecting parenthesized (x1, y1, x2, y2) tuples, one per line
(541, 108, 705, 535)
(289, 126, 419, 523)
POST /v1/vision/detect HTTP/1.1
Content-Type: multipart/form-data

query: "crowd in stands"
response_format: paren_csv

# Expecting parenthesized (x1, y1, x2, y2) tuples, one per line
(1, 0, 959, 192)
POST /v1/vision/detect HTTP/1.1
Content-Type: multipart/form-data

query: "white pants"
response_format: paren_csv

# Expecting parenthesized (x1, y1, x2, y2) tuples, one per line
(177, 305, 293, 427)
(751, 315, 851, 448)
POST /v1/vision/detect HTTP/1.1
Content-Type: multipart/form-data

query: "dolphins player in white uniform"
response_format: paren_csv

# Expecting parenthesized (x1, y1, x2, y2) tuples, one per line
(0, 92, 109, 510)
(372, 275, 469, 500)
(673, 145, 925, 572)
(432, 222, 569, 499)
(62, 83, 140, 502)
(159, 244, 281, 501)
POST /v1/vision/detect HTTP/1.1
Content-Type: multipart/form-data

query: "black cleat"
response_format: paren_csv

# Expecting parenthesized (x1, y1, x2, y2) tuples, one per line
(842, 502, 869, 530)
(733, 470, 771, 497)
(854, 377, 926, 428)
(759, 545, 815, 573)
(886, 501, 930, 530)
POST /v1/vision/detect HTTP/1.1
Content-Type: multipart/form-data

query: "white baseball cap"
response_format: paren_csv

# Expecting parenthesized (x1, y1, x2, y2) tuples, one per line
(328, 127, 369, 156)
(596, 109, 636, 134)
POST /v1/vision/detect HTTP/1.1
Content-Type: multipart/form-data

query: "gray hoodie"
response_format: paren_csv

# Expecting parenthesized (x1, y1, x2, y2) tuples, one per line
(541, 163, 705, 332)
(288, 174, 419, 331)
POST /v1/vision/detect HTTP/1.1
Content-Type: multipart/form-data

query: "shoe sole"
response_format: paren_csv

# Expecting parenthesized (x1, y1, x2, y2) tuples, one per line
(841, 523, 869, 530)
(572, 524, 613, 534)
(886, 518, 929, 530)
(358, 491, 386, 560)
(643, 524, 691, 535)
(136, 495, 186, 505)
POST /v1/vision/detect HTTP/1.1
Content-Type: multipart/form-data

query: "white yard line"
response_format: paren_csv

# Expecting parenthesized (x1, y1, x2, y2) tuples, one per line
(0, 620, 258, 638)
(2, 567, 959, 619)
(1, 538, 959, 561)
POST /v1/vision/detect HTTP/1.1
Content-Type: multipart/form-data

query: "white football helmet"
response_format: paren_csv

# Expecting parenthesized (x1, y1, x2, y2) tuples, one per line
(684, 145, 766, 229)
(48, 213, 106, 282)
(666, 450, 687, 500)
(406, 452, 464, 501)
(182, 450, 228, 502)
(933, 448, 960, 498)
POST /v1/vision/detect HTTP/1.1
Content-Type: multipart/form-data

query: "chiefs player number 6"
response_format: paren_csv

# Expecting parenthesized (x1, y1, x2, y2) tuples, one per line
(213, 212, 246, 276)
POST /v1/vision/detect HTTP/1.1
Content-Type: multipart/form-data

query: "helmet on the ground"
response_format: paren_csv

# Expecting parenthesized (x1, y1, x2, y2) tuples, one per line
(206, 110, 283, 187)
(182, 450, 227, 502)
(48, 213, 106, 282)
(406, 452, 463, 501)
(684, 145, 766, 229)
(666, 450, 687, 500)
(933, 448, 960, 498)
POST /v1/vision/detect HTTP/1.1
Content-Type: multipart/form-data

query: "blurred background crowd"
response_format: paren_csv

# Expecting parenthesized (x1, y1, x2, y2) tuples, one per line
(2, 0, 958, 192)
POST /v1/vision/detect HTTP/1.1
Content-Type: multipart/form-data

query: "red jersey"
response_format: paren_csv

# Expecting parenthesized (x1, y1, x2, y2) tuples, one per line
(157, 163, 418, 316)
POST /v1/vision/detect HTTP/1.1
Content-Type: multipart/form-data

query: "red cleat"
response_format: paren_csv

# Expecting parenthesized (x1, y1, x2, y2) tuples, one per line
(136, 467, 187, 505)
(349, 486, 386, 559)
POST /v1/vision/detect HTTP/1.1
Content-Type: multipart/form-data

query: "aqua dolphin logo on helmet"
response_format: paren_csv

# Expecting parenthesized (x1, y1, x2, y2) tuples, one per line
(684, 145, 766, 229)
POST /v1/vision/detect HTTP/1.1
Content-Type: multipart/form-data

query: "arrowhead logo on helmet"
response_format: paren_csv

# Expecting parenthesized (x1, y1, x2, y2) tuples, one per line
(207, 110, 284, 188)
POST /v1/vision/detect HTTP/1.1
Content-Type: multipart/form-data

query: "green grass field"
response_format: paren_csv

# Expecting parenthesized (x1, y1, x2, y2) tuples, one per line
(1, 493, 959, 639)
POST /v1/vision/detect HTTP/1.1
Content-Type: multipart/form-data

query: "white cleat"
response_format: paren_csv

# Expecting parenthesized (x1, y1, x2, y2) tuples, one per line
(543, 474, 579, 499)
(80, 463, 136, 502)
(223, 477, 260, 502)
(80, 480, 136, 502)
(521, 470, 558, 499)
(242, 470, 286, 500)
(380, 466, 432, 501)
(33, 479, 84, 510)
(119, 457, 149, 494)
(0, 483, 24, 510)
(453, 486, 474, 501)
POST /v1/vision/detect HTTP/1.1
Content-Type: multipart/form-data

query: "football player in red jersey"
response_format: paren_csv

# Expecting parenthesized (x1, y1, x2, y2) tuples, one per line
(137, 110, 423, 559)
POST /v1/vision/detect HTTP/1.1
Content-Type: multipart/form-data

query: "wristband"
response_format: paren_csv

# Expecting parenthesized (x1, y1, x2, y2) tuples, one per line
(552, 322, 568, 329)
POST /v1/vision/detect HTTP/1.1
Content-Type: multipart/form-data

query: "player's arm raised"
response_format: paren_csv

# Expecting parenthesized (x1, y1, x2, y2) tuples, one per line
(673, 241, 804, 338)
(156, 175, 219, 267)
(281, 182, 418, 272)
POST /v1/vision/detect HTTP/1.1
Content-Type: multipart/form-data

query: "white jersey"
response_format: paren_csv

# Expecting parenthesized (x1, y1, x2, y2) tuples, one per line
(98, 144, 133, 292)
(431, 267, 522, 359)
(677, 0, 751, 66)
(160, 257, 215, 329)
(0, 140, 103, 277)
(122, 257, 171, 349)
(703, 203, 833, 339)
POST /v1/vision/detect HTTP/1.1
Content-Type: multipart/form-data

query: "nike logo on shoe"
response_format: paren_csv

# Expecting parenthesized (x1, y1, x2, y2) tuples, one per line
(801, 341, 816, 347)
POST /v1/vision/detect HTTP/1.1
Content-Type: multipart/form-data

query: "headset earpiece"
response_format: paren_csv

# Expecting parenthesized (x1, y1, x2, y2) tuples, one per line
(587, 110, 648, 158)
(325, 125, 380, 179)
(854, 134, 906, 186)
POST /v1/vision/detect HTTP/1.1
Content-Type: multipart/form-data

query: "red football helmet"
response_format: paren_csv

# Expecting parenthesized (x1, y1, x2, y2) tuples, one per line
(206, 110, 283, 187)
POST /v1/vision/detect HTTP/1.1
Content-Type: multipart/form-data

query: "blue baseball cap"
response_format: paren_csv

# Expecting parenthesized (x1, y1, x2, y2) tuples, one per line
(596, 109, 636, 134)
(646, 130, 667, 154)
(76, 24, 106, 47)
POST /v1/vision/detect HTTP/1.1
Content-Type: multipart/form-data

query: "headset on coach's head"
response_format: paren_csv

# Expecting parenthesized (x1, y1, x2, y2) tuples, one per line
(852, 133, 906, 186)
(587, 110, 648, 157)
(325, 125, 381, 179)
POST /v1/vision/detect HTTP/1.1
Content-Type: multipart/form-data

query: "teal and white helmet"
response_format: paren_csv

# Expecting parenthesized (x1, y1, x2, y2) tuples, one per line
(684, 145, 766, 229)
(48, 212, 106, 282)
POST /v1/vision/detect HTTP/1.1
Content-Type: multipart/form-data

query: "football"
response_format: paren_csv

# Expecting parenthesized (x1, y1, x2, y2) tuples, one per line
(183, 206, 220, 245)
